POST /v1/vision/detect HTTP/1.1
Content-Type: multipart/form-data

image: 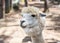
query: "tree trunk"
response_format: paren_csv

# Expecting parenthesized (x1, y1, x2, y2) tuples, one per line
(0, 0, 3, 19)
(5, 0, 12, 13)
(43, 0, 49, 13)
(10, 0, 12, 10)
(24, 0, 28, 7)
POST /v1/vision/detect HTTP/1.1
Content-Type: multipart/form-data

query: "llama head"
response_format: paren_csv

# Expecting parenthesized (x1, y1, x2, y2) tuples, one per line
(20, 6, 46, 36)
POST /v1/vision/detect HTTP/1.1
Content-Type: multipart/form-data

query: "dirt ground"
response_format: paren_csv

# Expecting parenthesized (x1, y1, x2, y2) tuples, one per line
(0, 5, 60, 43)
(0, 10, 27, 43)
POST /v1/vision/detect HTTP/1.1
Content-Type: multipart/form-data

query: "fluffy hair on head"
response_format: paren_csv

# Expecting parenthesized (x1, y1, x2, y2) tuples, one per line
(21, 6, 42, 15)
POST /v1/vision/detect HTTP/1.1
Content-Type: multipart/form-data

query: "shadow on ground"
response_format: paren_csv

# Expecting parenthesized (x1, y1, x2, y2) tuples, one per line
(0, 35, 11, 43)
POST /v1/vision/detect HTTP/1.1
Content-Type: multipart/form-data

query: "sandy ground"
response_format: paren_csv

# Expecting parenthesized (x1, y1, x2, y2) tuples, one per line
(0, 11, 27, 43)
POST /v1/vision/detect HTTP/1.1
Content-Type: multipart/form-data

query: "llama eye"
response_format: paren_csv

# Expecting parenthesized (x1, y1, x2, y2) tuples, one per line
(31, 15, 36, 17)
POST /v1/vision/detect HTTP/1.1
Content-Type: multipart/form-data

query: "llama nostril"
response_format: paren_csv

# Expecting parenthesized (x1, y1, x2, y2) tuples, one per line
(21, 21, 25, 24)
(20, 21, 26, 28)
(20, 21, 25, 25)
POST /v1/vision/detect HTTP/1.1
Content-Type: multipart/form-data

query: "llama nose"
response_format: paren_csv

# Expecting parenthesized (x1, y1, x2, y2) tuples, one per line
(20, 21, 26, 28)
(21, 21, 25, 24)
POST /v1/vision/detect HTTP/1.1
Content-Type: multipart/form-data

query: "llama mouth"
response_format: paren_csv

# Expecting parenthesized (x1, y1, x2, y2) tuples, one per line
(20, 21, 27, 28)
(20, 24, 26, 28)
(21, 26, 27, 28)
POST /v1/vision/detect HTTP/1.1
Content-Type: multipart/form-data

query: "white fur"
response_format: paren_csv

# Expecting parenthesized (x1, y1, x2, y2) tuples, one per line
(20, 13, 45, 36)
(20, 6, 46, 43)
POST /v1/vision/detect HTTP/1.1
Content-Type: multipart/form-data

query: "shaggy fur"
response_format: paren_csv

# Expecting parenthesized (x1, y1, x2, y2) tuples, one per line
(20, 6, 46, 43)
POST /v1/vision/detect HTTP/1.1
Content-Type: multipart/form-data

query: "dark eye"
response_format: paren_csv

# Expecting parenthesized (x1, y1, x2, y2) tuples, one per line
(31, 15, 36, 17)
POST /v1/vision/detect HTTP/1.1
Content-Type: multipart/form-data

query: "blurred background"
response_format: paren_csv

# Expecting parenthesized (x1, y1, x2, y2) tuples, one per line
(0, 0, 60, 43)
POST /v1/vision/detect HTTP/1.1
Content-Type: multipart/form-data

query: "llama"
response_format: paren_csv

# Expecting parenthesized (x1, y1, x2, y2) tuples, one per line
(20, 6, 46, 43)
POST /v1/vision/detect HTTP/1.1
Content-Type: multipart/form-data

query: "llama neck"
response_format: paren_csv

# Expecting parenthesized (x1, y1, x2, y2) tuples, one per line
(31, 33, 44, 43)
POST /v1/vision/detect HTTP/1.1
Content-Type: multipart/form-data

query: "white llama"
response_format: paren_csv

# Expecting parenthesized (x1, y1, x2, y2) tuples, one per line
(20, 6, 46, 43)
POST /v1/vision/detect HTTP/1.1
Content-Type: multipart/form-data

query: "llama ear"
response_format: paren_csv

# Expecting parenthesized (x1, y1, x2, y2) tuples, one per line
(39, 13, 46, 17)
